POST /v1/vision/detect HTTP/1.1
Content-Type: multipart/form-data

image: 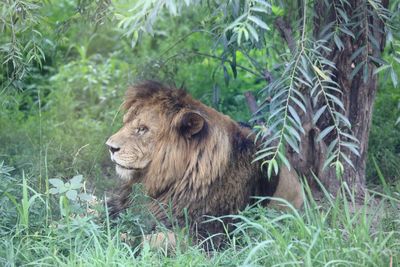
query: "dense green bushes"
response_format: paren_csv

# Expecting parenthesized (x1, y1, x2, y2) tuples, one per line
(367, 80, 400, 184)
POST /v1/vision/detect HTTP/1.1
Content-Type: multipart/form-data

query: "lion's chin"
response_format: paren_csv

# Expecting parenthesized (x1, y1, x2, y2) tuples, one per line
(115, 165, 139, 180)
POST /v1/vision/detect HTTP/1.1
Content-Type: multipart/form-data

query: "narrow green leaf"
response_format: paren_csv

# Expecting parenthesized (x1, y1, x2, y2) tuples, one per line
(342, 144, 360, 157)
(290, 96, 307, 113)
(340, 152, 355, 169)
(267, 159, 274, 177)
(237, 28, 243, 45)
(326, 93, 345, 111)
(253, 151, 275, 162)
(286, 125, 301, 142)
(333, 34, 344, 50)
(350, 46, 365, 61)
(312, 65, 328, 80)
(323, 154, 337, 171)
(313, 105, 327, 125)
(368, 34, 380, 50)
(288, 116, 305, 134)
(350, 63, 363, 79)
(394, 56, 400, 65)
(317, 125, 335, 142)
(243, 27, 249, 41)
(248, 15, 270, 30)
(223, 65, 230, 86)
(326, 139, 338, 155)
(254, 0, 272, 8)
(340, 132, 359, 143)
(335, 161, 344, 178)
(272, 158, 279, 175)
(278, 152, 291, 170)
(336, 8, 349, 23)
(226, 13, 247, 30)
(250, 7, 270, 14)
(390, 69, 398, 87)
(334, 111, 351, 128)
(338, 26, 354, 38)
(373, 64, 391, 75)
(284, 134, 300, 153)
(246, 24, 259, 42)
(288, 106, 302, 127)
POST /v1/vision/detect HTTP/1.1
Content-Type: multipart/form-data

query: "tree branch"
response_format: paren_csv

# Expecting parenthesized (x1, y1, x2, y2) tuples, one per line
(244, 91, 259, 115)
(274, 17, 297, 55)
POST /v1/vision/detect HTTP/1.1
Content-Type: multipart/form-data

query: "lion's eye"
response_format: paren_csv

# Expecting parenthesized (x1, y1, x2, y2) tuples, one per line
(135, 126, 148, 135)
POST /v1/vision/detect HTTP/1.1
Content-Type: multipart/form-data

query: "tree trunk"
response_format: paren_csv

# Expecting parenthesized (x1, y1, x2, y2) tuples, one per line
(287, 0, 388, 198)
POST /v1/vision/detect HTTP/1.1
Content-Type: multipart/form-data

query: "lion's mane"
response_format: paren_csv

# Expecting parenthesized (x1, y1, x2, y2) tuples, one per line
(107, 81, 302, 239)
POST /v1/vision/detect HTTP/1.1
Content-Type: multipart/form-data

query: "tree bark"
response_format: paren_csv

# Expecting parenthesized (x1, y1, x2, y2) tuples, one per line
(282, 0, 387, 198)
(291, 0, 388, 199)
(244, 1, 389, 198)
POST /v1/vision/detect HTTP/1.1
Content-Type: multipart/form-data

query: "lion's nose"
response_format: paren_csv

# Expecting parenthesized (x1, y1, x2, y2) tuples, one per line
(106, 140, 120, 154)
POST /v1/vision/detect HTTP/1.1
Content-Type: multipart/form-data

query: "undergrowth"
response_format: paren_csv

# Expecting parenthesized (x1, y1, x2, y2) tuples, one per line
(0, 161, 399, 266)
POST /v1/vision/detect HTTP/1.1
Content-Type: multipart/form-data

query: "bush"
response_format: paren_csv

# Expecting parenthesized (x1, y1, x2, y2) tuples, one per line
(367, 80, 400, 184)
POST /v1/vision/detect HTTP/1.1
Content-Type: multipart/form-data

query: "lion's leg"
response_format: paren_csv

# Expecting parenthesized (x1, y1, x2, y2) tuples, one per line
(143, 231, 177, 250)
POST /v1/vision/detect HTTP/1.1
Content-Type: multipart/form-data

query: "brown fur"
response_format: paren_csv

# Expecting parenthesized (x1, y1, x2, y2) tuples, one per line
(106, 81, 302, 240)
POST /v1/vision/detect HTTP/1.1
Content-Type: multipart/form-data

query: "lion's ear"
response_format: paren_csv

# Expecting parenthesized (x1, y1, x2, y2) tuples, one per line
(179, 111, 206, 138)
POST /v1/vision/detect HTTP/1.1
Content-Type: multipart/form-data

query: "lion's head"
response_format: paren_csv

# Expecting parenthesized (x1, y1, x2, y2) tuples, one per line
(106, 81, 231, 199)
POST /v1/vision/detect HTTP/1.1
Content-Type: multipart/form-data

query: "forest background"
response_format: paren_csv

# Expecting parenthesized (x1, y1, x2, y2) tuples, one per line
(0, 0, 399, 266)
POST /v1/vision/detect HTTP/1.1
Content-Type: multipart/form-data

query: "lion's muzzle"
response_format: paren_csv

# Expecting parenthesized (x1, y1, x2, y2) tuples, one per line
(106, 139, 120, 157)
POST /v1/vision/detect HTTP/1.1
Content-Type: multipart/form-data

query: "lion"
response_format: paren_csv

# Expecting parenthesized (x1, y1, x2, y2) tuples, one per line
(106, 81, 303, 245)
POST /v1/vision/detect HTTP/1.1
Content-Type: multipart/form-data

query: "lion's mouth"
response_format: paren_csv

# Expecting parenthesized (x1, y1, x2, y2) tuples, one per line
(115, 163, 140, 171)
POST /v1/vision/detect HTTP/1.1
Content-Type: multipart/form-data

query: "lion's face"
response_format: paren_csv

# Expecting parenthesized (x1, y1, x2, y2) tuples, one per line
(106, 102, 205, 179)
(106, 105, 161, 179)
(106, 93, 206, 180)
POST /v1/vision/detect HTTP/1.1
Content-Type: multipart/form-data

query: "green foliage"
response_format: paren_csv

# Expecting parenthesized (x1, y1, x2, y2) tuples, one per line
(49, 175, 93, 203)
(367, 80, 400, 183)
(1, 161, 399, 266)
(0, 0, 45, 84)
(0, 52, 126, 192)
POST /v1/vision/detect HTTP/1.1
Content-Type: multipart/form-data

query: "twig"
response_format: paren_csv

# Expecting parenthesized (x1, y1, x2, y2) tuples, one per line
(244, 91, 259, 116)
(274, 17, 296, 55)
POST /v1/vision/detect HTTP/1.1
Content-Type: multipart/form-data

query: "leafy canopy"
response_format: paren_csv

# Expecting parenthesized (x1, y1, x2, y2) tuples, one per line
(114, 0, 399, 177)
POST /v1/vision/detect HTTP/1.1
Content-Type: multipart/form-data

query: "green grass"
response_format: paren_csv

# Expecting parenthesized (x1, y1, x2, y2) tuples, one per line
(1, 162, 399, 266)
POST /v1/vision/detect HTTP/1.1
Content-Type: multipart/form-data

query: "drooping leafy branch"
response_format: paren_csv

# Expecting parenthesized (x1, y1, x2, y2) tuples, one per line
(111, 0, 398, 178)
(0, 0, 44, 85)
(116, 0, 200, 47)
(0, 0, 113, 91)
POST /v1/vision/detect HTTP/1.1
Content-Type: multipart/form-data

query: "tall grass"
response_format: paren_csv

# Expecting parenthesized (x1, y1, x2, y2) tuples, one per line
(0, 161, 399, 266)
